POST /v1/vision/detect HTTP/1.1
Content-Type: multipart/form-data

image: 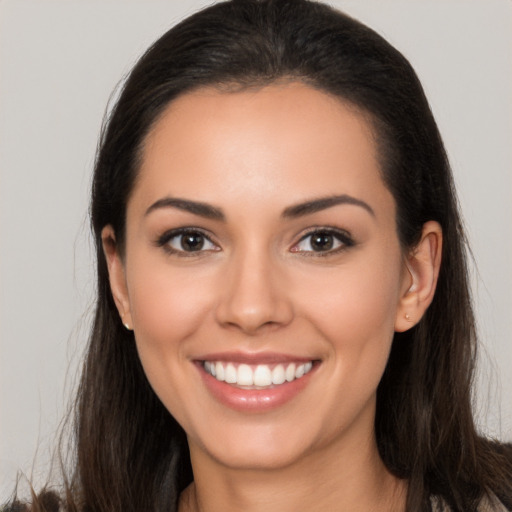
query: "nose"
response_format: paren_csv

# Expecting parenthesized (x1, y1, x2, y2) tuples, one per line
(215, 246, 294, 335)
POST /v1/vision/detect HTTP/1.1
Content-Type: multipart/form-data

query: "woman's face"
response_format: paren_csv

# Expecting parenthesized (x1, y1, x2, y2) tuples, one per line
(108, 83, 412, 470)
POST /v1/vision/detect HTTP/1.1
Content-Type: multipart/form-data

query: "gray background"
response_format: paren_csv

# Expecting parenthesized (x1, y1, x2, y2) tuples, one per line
(1, 0, 511, 498)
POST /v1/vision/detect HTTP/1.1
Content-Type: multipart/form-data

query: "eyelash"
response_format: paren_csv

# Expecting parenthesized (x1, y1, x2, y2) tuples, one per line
(290, 227, 355, 257)
(155, 226, 355, 257)
(155, 228, 219, 257)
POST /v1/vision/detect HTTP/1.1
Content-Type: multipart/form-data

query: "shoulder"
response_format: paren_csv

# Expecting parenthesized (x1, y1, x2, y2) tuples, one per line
(478, 494, 511, 512)
(430, 493, 510, 512)
(0, 504, 29, 512)
(1, 491, 63, 512)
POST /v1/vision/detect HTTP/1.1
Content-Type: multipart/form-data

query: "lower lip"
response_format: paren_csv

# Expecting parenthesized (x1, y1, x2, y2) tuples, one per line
(197, 363, 317, 412)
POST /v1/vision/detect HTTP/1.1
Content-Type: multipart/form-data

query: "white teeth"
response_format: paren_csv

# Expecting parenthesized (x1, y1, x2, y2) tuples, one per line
(215, 361, 225, 381)
(271, 364, 286, 385)
(203, 360, 314, 387)
(254, 365, 272, 387)
(285, 363, 296, 382)
(225, 363, 237, 383)
(237, 364, 254, 386)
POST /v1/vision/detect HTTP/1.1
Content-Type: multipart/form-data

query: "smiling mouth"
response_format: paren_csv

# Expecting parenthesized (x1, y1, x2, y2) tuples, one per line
(202, 360, 315, 388)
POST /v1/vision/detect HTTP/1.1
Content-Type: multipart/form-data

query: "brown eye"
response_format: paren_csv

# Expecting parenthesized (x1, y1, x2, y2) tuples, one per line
(310, 232, 335, 251)
(180, 232, 206, 251)
(158, 229, 219, 254)
(292, 228, 354, 254)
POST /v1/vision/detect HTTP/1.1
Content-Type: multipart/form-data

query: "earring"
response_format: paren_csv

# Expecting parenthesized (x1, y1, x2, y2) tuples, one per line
(120, 314, 133, 331)
(405, 313, 411, 321)
(122, 315, 132, 330)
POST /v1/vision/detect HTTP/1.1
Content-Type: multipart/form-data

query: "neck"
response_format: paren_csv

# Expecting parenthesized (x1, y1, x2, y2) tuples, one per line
(179, 431, 406, 512)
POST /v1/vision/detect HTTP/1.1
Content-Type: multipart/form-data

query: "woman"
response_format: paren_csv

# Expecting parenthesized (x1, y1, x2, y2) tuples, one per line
(6, 0, 512, 511)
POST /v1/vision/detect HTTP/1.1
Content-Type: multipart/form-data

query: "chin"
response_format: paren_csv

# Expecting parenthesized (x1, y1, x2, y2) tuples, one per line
(203, 438, 312, 471)
(187, 413, 339, 472)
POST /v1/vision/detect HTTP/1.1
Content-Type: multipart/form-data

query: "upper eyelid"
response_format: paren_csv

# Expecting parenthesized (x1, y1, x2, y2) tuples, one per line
(295, 226, 353, 241)
(155, 225, 354, 249)
(291, 227, 355, 251)
(156, 227, 218, 246)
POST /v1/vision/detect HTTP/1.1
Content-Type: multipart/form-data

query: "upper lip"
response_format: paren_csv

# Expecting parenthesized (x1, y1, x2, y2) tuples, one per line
(194, 351, 317, 365)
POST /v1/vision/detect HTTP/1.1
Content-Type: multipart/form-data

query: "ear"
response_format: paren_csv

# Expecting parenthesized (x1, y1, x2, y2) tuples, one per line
(395, 221, 442, 332)
(101, 225, 133, 330)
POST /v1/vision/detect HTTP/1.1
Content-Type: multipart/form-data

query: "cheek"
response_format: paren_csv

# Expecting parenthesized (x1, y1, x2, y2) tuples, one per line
(124, 257, 219, 402)
(124, 259, 218, 422)
(297, 248, 403, 358)
(127, 259, 215, 343)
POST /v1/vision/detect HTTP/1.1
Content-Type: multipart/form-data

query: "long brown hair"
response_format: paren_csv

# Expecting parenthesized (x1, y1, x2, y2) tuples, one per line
(9, 1, 512, 511)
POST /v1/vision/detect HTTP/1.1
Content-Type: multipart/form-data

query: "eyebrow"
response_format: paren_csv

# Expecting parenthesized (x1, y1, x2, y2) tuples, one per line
(282, 194, 375, 218)
(144, 193, 374, 221)
(145, 197, 225, 220)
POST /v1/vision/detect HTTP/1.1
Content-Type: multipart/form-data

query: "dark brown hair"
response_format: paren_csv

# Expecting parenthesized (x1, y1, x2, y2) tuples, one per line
(8, 1, 512, 511)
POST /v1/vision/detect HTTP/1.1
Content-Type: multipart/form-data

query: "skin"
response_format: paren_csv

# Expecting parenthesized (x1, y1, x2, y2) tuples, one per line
(103, 82, 442, 512)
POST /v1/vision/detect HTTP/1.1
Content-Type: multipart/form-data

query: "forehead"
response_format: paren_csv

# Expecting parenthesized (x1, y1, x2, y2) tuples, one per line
(133, 82, 393, 218)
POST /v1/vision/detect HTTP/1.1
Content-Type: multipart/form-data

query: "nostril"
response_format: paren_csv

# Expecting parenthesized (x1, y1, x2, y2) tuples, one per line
(223, 317, 281, 335)
(214, 259, 294, 332)
(217, 304, 293, 334)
